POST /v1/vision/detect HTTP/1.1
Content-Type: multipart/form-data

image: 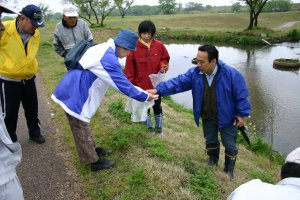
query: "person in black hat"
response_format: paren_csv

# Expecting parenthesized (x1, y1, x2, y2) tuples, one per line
(52, 29, 158, 172)
(0, 3, 24, 200)
(0, 4, 45, 144)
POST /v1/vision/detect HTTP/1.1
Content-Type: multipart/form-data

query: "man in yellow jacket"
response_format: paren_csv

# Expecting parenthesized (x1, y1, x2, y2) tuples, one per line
(0, 4, 45, 143)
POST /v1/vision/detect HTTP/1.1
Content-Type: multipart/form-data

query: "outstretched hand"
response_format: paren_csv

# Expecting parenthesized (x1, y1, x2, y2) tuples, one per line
(147, 89, 157, 95)
(147, 93, 159, 102)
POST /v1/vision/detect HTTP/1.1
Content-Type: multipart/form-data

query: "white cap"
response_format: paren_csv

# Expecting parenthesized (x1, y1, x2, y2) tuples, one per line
(285, 147, 300, 164)
(0, 3, 20, 14)
(63, 5, 78, 17)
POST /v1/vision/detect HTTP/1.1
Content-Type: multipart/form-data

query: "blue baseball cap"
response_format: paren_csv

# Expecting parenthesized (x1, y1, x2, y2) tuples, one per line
(20, 4, 44, 27)
(114, 29, 138, 51)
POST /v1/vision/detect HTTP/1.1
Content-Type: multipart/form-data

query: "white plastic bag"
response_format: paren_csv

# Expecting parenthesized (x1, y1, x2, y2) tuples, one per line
(125, 98, 154, 122)
(149, 72, 166, 87)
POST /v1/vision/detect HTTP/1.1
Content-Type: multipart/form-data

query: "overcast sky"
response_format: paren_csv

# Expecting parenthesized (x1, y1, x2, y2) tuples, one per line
(6, 0, 300, 13)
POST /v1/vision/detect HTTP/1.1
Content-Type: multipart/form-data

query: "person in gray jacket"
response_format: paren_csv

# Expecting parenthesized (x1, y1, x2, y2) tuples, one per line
(0, 3, 24, 200)
(53, 5, 93, 58)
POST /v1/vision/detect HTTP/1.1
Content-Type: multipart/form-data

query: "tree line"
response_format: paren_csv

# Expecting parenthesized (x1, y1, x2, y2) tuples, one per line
(37, 0, 298, 30)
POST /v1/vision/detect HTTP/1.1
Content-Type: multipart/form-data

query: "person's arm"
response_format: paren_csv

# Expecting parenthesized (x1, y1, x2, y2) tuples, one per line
(232, 69, 251, 125)
(88, 48, 151, 102)
(83, 21, 93, 42)
(159, 44, 170, 73)
(53, 28, 67, 57)
(156, 68, 194, 96)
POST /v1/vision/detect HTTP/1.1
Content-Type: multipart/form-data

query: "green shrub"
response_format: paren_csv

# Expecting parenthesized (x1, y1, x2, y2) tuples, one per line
(109, 100, 132, 123)
(189, 168, 217, 200)
(249, 169, 275, 183)
(126, 168, 148, 189)
(144, 138, 172, 161)
(182, 157, 198, 174)
(108, 125, 146, 150)
(287, 29, 300, 41)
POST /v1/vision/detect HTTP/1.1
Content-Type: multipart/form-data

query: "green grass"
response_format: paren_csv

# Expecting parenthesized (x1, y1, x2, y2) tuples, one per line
(189, 168, 218, 200)
(34, 12, 293, 199)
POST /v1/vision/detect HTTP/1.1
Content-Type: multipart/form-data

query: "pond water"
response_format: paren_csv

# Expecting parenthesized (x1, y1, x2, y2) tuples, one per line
(163, 42, 300, 155)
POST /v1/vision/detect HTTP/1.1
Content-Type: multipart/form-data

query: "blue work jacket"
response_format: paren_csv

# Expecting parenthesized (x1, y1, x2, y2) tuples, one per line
(156, 60, 251, 129)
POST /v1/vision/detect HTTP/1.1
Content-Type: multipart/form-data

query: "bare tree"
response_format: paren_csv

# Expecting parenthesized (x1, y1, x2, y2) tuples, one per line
(239, 0, 269, 30)
(114, 0, 134, 18)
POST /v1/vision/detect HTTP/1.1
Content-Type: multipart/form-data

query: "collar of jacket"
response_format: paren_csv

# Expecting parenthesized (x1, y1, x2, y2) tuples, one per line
(137, 38, 155, 49)
(62, 18, 78, 28)
(5, 19, 39, 39)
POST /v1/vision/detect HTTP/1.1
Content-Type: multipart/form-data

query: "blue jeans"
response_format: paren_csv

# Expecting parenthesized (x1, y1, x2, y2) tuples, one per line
(202, 119, 238, 155)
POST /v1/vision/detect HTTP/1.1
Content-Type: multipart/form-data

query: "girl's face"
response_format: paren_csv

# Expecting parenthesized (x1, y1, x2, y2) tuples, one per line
(140, 32, 152, 43)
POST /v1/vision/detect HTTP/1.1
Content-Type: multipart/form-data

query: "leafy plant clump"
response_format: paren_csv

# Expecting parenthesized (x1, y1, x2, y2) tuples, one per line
(189, 168, 217, 200)
(144, 138, 172, 161)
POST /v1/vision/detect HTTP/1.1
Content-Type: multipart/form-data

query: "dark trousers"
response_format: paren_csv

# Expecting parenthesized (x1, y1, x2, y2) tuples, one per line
(0, 76, 41, 142)
(148, 95, 162, 115)
(202, 118, 238, 155)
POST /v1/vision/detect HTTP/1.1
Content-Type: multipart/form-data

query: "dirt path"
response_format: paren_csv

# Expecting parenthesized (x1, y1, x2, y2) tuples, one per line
(16, 73, 90, 200)
(275, 21, 300, 29)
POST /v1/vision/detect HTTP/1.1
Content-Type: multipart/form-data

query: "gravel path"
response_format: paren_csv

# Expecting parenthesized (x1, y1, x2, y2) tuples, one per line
(275, 21, 300, 29)
(16, 73, 90, 200)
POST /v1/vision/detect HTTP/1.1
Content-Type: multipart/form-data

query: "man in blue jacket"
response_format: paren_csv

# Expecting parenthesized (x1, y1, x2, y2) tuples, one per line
(148, 44, 251, 179)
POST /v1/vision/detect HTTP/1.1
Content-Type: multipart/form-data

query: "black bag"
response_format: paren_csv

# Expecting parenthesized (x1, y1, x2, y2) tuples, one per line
(64, 40, 96, 70)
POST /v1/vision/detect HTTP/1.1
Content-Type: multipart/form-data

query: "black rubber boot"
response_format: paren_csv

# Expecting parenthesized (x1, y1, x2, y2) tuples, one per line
(224, 152, 237, 180)
(155, 114, 163, 136)
(206, 144, 220, 166)
(91, 158, 115, 171)
(145, 113, 154, 135)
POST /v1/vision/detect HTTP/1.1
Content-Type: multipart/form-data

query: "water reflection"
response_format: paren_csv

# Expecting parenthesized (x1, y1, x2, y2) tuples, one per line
(164, 42, 300, 155)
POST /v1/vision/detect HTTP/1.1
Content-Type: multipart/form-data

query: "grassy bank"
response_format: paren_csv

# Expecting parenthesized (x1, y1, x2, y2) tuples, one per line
(88, 11, 300, 44)
(37, 12, 288, 200)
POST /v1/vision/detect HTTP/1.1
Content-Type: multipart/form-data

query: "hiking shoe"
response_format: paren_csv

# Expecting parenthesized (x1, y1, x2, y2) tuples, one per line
(29, 135, 45, 144)
(91, 158, 115, 171)
(95, 147, 113, 156)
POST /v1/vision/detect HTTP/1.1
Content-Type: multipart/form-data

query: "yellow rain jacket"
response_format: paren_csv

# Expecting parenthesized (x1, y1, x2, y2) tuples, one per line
(0, 19, 40, 80)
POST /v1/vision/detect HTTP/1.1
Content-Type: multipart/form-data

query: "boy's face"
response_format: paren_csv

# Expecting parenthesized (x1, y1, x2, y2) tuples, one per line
(140, 32, 152, 43)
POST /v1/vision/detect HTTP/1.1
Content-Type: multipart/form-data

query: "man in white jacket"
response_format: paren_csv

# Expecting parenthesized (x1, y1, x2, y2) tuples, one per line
(0, 3, 24, 200)
(227, 147, 300, 200)
(52, 29, 158, 172)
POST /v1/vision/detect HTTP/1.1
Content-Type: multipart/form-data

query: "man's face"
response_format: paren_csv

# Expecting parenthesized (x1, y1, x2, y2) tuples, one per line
(118, 47, 131, 58)
(19, 15, 37, 34)
(63, 16, 78, 27)
(195, 51, 216, 75)
(0, 12, 5, 39)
